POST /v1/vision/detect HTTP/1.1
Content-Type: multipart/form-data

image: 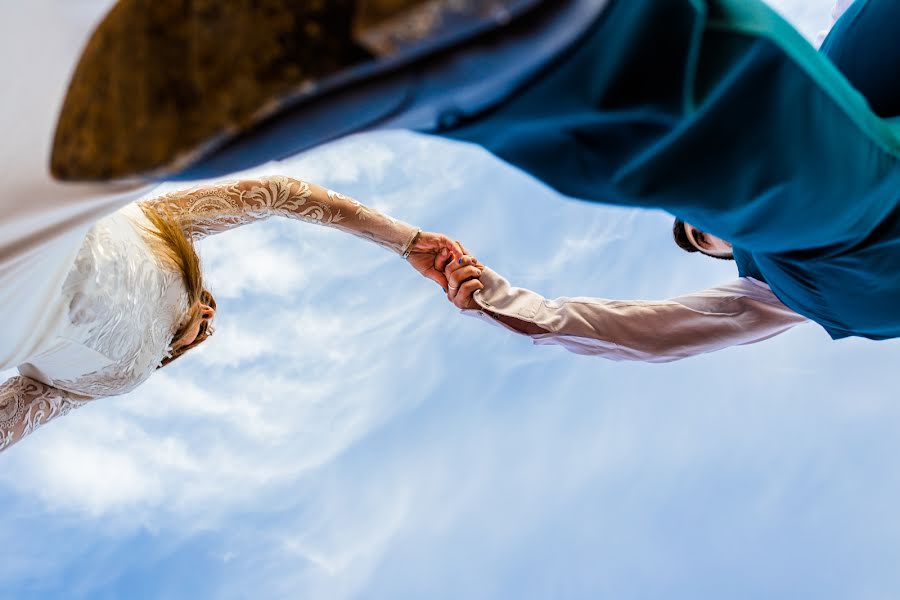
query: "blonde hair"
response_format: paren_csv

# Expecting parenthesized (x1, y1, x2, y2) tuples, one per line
(138, 203, 215, 368)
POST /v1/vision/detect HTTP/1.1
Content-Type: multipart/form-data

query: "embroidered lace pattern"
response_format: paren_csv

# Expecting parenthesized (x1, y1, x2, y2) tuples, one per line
(141, 175, 419, 252)
(48, 207, 189, 397)
(0, 376, 89, 452)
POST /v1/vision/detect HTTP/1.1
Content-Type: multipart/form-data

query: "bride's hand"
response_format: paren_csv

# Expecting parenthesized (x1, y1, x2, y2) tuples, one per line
(405, 231, 464, 290)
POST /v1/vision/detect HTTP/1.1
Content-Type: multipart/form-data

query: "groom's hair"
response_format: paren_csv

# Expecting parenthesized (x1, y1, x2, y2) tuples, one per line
(672, 219, 734, 261)
(672, 219, 699, 254)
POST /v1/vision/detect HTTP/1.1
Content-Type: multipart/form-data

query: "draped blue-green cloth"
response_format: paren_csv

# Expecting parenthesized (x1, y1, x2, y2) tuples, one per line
(820, 0, 900, 119)
(442, 0, 900, 340)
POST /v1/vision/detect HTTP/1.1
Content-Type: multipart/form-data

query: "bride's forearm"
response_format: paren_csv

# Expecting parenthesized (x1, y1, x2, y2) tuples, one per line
(278, 177, 420, 255)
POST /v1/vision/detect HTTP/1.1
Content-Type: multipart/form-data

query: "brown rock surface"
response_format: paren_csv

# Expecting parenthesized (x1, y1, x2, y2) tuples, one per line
(51, 0, 378, 181)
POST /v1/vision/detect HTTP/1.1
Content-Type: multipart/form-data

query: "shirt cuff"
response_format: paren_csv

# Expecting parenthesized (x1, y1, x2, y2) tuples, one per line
(457, 268, 548, 335)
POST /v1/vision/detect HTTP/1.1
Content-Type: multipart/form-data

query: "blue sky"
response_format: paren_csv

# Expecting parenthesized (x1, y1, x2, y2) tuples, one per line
(6, 2, 900, 599)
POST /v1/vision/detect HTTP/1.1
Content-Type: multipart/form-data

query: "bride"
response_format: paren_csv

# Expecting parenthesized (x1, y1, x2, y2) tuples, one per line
(0, 175, 462, 453)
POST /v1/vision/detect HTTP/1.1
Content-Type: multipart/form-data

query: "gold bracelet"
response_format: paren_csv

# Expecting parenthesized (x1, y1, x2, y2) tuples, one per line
(401, 228, 422, 259)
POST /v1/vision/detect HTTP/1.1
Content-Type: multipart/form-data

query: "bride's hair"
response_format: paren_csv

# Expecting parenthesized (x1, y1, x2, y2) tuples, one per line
(138, 204, 215, 368)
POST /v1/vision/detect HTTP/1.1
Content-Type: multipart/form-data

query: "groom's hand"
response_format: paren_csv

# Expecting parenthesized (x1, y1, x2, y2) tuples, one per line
(444, 254, 484, 309)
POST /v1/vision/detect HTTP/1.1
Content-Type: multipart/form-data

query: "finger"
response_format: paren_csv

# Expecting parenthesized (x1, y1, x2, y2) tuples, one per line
(454, 279, 485, 309)
(444, 255, 480, 277)
(448, 238, 464, 259)
(454, 243, 483, 269)
(414, 232, 462, 261)
(434, 248, 454, 274)
(445, 268, 469, 301)
(447, 267, 482, 303)
(446, 275, 461, 301)
(448, 265, 482, 290)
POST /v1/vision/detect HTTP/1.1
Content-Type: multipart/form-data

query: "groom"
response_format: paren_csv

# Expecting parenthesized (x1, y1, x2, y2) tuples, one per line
(436, 0, 900, 359)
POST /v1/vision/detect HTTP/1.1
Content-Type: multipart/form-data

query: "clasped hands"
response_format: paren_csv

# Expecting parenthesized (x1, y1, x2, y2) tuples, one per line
(404, 232, 484, 310)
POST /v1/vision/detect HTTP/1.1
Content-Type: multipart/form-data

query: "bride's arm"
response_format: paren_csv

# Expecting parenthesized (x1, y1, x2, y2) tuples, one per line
(141, 175, 421, 254)
(0, 376, 90, 454)
(140, 175, 462, 287)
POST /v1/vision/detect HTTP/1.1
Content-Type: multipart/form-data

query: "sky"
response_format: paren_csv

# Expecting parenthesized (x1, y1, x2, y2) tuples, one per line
(6, 1, 900, 599)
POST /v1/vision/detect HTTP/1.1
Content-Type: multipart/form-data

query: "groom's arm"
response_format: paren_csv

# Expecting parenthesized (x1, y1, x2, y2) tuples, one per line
(455, 268, 807, 363)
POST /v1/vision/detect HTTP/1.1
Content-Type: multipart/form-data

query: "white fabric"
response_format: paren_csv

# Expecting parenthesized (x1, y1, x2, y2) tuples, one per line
(463, 269, 808, 363)
(0, 1, 158, 368)
(0, 184, 155, 369)
(16, 204, 189, 397)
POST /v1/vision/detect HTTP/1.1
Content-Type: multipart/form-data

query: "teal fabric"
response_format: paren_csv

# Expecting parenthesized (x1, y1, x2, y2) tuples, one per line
(442, 0, 900, 340)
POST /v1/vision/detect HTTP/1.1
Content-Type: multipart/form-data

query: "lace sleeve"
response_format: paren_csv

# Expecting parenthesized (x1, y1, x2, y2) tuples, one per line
(139, 175, 420, 255)
(0, 376, 90, 453)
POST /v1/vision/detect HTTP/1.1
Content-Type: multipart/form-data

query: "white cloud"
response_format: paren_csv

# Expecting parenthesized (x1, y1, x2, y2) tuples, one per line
(200, 224, 310, 299)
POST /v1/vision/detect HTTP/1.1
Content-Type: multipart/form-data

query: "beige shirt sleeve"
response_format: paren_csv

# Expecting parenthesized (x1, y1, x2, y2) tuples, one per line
(461, 268, 808, 363)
